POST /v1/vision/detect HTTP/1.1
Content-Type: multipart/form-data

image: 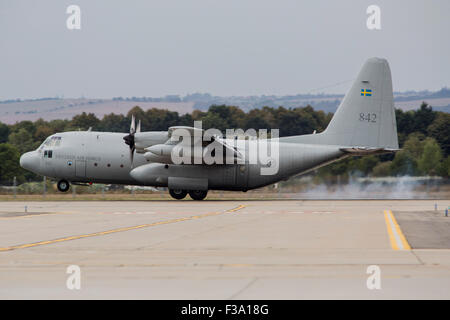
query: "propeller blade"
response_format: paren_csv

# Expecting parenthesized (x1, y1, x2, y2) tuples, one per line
(137, 120, 141, 133)
(130, 115, 136, 134)
(130, 146, 135, 168)
(124, 114, 138, 168)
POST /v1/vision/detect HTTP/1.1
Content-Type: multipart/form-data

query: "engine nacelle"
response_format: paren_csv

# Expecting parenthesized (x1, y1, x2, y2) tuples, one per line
(145, 144, 174, 156)
(134, 132, 169, 153)
(144, 152, 172, 164)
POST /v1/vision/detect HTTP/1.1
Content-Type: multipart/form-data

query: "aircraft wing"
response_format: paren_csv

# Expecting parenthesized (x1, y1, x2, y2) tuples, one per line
(145, 126, 243, 164)
(168, 126, 203, 139)
(210, 136, 244, 161)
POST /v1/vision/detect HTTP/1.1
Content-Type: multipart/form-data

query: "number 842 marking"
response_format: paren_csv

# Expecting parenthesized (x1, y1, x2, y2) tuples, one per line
(359, 113, 377, 123)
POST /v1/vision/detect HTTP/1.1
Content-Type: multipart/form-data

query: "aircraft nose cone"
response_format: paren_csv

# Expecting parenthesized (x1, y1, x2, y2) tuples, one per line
(20, 151, 38, 172)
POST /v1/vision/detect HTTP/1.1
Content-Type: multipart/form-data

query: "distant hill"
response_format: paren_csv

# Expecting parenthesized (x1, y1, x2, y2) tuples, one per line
(1, 88, 448, 124)
(0, 98, 195, 124)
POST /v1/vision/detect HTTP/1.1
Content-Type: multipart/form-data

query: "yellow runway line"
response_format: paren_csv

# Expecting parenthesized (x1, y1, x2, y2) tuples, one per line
(0, 205, 245, 252)
(384, 209, 411, 251)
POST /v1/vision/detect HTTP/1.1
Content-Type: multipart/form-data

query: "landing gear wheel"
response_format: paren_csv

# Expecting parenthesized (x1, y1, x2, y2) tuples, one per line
(169, 189, 187, 200)
(188, 190, 208, 201)
(57, 180, 70, 192)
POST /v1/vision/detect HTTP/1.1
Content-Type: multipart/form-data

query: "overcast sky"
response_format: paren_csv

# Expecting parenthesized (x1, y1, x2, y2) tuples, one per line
(0, 0, 449, 100)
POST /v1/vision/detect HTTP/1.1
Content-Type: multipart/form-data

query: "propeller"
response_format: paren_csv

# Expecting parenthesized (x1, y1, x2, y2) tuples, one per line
(123, 115, 140, 167)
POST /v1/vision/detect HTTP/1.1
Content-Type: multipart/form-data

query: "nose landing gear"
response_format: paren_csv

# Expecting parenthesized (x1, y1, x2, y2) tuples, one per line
(57, 179, 70, 192)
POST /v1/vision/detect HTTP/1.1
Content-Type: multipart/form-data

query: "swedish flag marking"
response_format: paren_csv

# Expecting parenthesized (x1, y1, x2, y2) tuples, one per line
(361, 89, 372, 97)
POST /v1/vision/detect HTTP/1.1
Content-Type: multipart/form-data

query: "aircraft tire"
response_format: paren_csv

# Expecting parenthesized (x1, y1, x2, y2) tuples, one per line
(188, 190, 208, 201)
(57, 180, 70, 192)
(169, 189, 187, 200)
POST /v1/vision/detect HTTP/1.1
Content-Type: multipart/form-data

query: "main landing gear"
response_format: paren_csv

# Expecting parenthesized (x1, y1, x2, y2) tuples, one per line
(169, 189, 187, 200)
(188, 190, 208, 201)
(57, 179, 70, 192)
(169, 189, 208, 201)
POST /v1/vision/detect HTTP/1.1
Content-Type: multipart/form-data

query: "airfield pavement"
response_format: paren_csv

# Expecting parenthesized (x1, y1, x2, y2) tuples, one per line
(0, 199, 450, 299)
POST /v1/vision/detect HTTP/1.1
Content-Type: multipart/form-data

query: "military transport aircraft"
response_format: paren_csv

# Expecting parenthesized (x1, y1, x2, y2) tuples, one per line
(20, 58, 399, 200)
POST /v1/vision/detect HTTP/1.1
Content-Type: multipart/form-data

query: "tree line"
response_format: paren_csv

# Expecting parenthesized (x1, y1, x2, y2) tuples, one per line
(0, 102, 449, 184)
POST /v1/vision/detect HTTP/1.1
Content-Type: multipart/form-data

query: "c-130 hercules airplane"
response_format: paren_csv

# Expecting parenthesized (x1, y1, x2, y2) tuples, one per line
(20, 58, 399, 200)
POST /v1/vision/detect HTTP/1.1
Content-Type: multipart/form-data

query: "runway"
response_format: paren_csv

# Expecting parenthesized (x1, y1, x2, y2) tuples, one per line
(0, 200, 449, 299)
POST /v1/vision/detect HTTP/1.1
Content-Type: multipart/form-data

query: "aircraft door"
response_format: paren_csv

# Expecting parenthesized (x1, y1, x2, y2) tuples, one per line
(65, 159, 76, 178)
(42, 149, 56, 176)
(222, 165, 236, 186)
(40, 150, 45, 170)
(235, 164, 248, 190)
(75, 160, 86, 178)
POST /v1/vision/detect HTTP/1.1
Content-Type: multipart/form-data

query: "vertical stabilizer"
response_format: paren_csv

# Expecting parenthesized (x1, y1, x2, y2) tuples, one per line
(281, 58, 399, 150)
(322, 57, 398, 149)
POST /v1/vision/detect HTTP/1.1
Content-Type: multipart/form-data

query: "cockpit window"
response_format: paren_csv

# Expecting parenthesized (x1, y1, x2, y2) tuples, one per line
(49, 136, 62, 147)
(41, 138, 50, 147)
(40, 136, 62, 149)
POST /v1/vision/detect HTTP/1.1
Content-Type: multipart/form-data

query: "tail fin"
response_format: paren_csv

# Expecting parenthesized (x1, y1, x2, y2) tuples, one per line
(282, 57, 399, 150)
(323, 57, 398, 149)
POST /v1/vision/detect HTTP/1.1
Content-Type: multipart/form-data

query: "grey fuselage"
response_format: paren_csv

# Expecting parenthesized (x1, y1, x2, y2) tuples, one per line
(20, 131, 347, 191)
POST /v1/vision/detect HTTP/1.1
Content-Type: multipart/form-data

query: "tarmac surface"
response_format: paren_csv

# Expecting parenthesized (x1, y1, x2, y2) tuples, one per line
(0, 199, 450, 299)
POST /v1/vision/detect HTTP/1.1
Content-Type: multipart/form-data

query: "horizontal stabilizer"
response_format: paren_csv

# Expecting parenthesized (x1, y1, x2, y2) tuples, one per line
(339, 147, 399, 156)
